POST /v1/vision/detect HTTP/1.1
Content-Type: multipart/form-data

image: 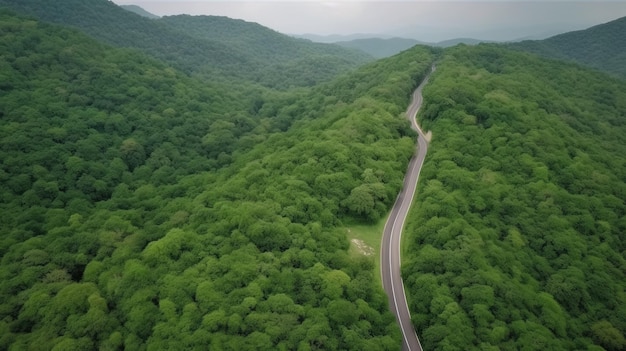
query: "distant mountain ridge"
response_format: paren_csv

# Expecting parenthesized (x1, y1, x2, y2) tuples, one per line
(0, 0, 252, 75)
(0, 0, 373, 88)
(120, 4, 159, 19)
(509, 16, 626, 78)
(334, 37, 492, 59)
(160, 15, 370, 66)
(292, 33, 389, 43)
(331, 14, 626, 74)
(334, 38, 427, 59)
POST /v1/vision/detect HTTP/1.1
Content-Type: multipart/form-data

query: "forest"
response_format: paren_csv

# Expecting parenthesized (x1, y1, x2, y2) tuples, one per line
(0, 7, 436, 350)
(0, 0, 373, 89)
(509, 16, 626, 79)
(404, 44, 626, 350)
(1, 0, 625, 350)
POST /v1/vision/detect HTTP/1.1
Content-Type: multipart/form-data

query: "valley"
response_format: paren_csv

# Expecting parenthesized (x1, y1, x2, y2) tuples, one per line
(0, 1, 624, 350)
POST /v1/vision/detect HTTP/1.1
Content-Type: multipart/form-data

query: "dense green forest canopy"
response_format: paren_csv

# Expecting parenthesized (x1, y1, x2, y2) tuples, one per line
(0, 0, 373, 89)
(158, 14, 374, 88)
(510, 16, 626, 79)
(404, 44, 626, 351)
(0, 8, 437, 350)
(2, 0, 626, 349)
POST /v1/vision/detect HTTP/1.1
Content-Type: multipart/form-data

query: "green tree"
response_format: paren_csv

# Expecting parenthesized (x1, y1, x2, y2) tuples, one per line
(120, 138, 145, 170)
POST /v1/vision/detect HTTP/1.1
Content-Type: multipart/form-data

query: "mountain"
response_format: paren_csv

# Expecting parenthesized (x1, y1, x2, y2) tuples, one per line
(331, 37, 492, 59)
(161, 14, 364, 63)
(0, 0, 251, 75)
(0, 0, 373, 88)
(293, 33, 390, 43)
(404, 44, 626, 350)
(1, 1, 625, 350)
(434, 38, 491, 47)
(335, 37, 426, 59)
(509, 16, 626, 78)
(120, 4, 159, 19)
(159, 15, 374, 88)
(0, 8, 438, 350)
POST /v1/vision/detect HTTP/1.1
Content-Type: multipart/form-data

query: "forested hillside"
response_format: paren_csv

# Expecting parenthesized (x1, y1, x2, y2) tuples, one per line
(0, 8, 438, 350)
(0, 0, 372, 88)
(121, 5, 159, 19)
(3, 0, 625, 349)
(336, 37, 486, 59)
(335, 38, 425, 59)
(159, 15, 373, 88)
(510, 16, 626, 79)
(404, 44, 626, 350)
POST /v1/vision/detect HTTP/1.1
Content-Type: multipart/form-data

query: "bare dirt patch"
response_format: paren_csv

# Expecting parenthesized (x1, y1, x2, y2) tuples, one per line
(351, 238, 375, 256)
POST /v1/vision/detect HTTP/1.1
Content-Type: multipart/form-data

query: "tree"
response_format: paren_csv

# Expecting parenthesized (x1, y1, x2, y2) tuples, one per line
(344, 185, 375, 218)
(591, 320, 626, 351)
(327, 299, 359, 326)
(120, 138, 145, 170)
(322, 270, 351, 300)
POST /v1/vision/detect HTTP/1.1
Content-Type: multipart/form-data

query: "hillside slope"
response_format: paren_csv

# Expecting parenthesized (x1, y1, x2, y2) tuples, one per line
(510, 16, 626, 78)
(404, 44, 626, 350)
(121, 5, 159, 19)
(0, 0, 372, 88)
(335, 37, 426, 59)
(159, 14, 373, 88)
(0, 9, 438, 350)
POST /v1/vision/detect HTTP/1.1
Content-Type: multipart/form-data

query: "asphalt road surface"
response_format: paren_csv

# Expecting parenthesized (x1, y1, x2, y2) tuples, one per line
(381, 66, 434, 351)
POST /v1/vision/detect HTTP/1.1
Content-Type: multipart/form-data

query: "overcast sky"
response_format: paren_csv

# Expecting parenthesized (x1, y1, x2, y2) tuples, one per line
(110, 1, 626, 42)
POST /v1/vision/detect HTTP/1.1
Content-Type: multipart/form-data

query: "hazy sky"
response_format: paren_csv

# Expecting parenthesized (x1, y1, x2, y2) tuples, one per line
(111, 1, 626, 42)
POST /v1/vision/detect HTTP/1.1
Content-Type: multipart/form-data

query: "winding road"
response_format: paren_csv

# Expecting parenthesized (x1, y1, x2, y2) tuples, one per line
(381, 65, 434, 351)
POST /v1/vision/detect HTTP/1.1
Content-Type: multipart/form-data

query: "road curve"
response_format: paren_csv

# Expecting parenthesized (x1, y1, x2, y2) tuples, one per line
(381, 65, 434, 351)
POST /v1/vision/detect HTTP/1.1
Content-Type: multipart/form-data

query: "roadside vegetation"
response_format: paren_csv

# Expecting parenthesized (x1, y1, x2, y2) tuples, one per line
(404, 44, 626, 351)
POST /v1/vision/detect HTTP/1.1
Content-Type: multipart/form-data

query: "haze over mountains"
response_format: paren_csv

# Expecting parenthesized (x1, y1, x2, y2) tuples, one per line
(119, 3, 626, 66)
(510, 16, 626, 79)
(118, 4, 483, 60)
(0, 0, 372, 89)
(111, 0, 626, 43)
(302, 15, 626, 61)
(1, 0, 625, 350)
(120, 4, 159, 19)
